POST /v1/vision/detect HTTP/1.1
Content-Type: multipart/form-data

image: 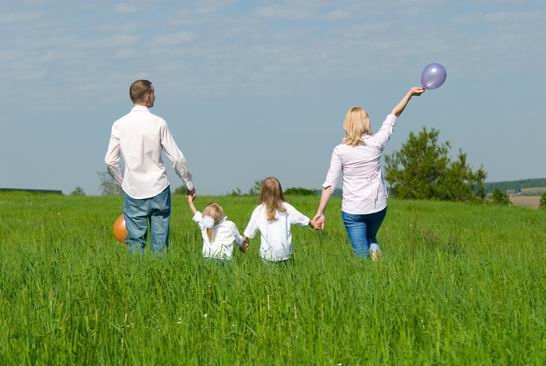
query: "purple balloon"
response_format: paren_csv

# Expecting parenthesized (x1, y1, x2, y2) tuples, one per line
(421, 63, 447, 90)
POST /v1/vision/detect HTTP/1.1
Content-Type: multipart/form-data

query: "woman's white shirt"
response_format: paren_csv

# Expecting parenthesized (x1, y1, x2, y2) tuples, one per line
(192, 212, 244, 261)
(244, 203, 310, 262)
(322, 114, 397, 215)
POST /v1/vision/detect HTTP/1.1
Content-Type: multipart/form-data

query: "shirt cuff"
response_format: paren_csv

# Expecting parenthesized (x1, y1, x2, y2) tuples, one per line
(192, 212, 202, 223)
(384, 114, 397, 126)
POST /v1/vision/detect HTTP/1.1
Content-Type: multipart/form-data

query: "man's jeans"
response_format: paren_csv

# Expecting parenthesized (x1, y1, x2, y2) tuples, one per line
(124, 187, 171, 256)
(341, 207, 387, 258)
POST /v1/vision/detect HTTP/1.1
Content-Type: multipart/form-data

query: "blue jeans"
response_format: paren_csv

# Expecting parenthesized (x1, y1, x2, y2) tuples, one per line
(342, 207, 387, 258)
(124, 187, 171, 256)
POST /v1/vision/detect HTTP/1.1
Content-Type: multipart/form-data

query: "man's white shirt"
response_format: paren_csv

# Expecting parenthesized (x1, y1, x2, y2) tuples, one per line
(105, 105, 194, 199)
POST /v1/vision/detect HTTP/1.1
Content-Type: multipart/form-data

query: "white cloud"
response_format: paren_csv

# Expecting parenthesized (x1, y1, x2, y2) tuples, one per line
(153, 31, 194, 46)
(324, 9, 352, 21)
(256, 4, 316, 20)
(114, 0, 152, 14)
(0, 11, 42, 24)
(88, 34, 140, 48)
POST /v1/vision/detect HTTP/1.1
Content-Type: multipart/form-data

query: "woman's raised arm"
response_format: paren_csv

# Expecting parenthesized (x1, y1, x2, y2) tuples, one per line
(391, 87, 425, 117)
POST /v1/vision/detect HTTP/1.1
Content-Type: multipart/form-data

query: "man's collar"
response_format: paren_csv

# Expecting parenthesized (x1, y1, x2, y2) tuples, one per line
(131, 104, 149, 112)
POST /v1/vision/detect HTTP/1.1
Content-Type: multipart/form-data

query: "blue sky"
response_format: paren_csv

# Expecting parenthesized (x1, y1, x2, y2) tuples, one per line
(1, 0, 545, 195)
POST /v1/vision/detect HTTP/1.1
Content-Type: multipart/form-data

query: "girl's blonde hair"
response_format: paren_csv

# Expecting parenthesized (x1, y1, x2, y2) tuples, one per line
(342, 106, 372, 146)
(202, 202, 224, 241)
(259, 177, 286, 222)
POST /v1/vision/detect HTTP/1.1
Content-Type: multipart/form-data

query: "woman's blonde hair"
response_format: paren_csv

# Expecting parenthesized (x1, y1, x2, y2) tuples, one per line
(259, 177, 286, 222)
(342, 106, 372, 146)
(202, 202, 224, 241)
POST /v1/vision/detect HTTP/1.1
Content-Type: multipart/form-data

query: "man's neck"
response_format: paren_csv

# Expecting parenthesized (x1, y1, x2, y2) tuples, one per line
(133, 103, 149, 108)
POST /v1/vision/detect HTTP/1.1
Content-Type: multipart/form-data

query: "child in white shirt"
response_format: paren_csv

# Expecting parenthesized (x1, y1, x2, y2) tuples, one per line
(188, 196, 248, 262)
(243, 177, 320, 262)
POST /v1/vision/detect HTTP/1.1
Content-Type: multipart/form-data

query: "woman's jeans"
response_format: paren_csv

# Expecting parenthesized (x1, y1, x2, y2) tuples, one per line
(124, 187, 171, 256)
(341, 207, 387, 258)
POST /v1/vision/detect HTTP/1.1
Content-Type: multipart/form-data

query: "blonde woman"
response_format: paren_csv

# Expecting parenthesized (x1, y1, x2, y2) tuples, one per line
(313, 87, 425, 260)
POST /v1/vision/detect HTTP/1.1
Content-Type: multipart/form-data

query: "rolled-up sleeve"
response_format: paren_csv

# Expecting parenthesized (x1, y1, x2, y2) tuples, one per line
(322, 147, 342, 189)
(160, 120, 194, 191)
(371, 114, 397, 150)
(104, 122, 123, 185)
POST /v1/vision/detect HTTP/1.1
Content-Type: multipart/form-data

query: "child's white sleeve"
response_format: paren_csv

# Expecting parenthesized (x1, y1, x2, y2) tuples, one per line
(192, 212, 205, 230)
(285, 203, 311, 227)
(243, 208, 259, 239)
(230, 222, 244, 247)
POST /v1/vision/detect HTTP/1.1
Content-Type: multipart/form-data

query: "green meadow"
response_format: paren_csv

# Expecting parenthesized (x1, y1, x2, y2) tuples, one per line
(0, 192, 544, 365)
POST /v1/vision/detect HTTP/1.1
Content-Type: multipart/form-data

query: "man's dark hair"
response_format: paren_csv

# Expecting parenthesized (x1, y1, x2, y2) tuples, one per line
(129, 80, 153, 103)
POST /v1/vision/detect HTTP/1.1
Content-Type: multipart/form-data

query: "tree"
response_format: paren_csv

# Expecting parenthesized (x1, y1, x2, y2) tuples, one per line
(70, 186, 86, 196)
(384, 128, 486, 201)
(284, 187, 315, 196)
(540, 192, 546, 209)
(97, 171, 123, 196)
(228, 187, 242, 197)
(173, 186, 188, 195)
(492, 188, 510, 206)
(248, 180, 262, 196)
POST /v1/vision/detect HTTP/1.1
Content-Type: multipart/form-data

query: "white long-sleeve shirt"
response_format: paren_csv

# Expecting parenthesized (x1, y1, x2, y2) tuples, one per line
(192, 212, 244, 261)
(244, 202, 310, 262)
(322, 114, 397, 215)
(104, 105, 194, 199)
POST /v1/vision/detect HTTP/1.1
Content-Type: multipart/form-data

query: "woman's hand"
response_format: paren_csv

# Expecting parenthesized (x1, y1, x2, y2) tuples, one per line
(392, 86, 425, 117)
(312, 213, 325, 230)
(409, 86, 425, 97)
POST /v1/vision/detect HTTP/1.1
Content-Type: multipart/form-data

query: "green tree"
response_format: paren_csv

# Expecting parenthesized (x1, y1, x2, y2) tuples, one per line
(385, 128, 486, 201)
(248, 180, 262, 196)
(70, 186, 86, 196)
(284, 187, 315, 196)
(228, 187, 242, 197)
(492, 188, 510, 206)
(173, 186, 188, 195)
(97, 171, 123, 196)
(540, 192, 546, 209)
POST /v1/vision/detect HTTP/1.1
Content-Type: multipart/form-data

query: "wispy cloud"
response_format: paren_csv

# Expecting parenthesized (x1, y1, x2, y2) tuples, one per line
(152, 31, 194, 46)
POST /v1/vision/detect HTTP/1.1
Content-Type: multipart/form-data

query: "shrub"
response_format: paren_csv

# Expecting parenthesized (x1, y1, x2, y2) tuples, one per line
(492, 188, 510, 206)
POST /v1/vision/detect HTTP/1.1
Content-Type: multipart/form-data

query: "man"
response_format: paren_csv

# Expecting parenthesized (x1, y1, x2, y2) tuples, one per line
(105, 80, 195, 255)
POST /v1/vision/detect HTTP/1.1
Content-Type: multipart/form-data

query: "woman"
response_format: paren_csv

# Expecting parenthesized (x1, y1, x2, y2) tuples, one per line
(313, 87, 425, 260)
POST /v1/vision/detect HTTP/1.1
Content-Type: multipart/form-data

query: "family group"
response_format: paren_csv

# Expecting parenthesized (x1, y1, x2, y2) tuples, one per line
(104, 80, 424, 263)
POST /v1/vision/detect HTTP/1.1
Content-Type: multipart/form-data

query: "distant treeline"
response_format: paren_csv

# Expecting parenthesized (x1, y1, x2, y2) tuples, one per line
(0, 188, 63, 195)
(484, 178, 546, 193)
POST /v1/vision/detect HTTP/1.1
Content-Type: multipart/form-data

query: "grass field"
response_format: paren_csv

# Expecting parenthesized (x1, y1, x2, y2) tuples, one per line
(0, 192, 544, 365)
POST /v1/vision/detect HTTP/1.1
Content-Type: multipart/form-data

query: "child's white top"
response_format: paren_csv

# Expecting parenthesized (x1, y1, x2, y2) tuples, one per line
(244, 202, 310, 262)
(192, 212, 244, 261)
(322, 114, 397, 215)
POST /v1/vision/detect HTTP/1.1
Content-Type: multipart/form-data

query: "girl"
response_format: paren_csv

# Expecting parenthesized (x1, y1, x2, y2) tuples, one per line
(243, 177, 320, 263)
(188, 195, 248, 262)
(313, 86, 425, 261)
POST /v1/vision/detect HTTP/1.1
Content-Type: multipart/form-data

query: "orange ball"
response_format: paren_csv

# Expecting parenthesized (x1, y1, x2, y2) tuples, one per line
(113, 214, 127, 244)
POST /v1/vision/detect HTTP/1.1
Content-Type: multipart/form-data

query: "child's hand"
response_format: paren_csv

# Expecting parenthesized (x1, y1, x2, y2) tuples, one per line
(187, 194, 195, 203)
(240, 240, 249, 253)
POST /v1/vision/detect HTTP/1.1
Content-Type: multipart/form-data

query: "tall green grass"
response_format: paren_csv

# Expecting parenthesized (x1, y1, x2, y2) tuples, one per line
(0, 192, 544, 364)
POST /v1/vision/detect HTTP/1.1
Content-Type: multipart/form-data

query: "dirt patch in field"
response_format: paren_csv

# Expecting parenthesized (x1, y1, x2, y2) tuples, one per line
(509, 195, 540, 208)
